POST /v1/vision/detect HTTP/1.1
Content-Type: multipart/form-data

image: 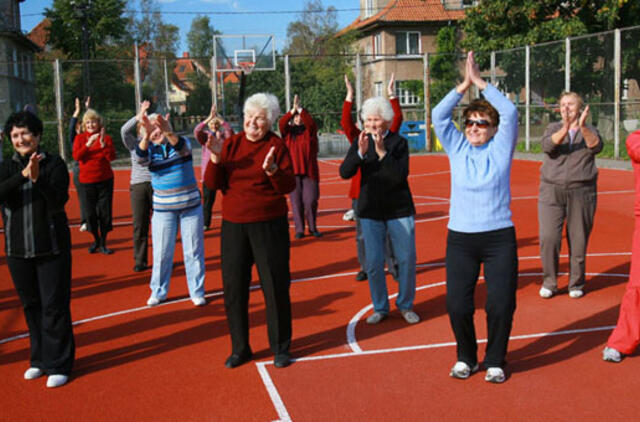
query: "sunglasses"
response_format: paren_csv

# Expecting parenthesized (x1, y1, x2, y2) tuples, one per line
(464, 119, 491, 129)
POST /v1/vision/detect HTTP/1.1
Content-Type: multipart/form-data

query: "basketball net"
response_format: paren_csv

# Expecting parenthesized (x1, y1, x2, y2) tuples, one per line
(238, 62, 255, 75)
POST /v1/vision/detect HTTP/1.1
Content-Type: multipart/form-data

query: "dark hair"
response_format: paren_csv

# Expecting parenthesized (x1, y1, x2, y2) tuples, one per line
(462, 99, 499, 127)
(4, 111, 43, 139)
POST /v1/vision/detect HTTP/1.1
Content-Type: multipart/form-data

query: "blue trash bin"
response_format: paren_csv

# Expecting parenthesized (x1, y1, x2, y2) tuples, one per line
(399, 121, 426, 151)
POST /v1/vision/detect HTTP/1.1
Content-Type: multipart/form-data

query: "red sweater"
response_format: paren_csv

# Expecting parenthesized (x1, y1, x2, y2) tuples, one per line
(340, 98, 403, 198)
(72, 131, 115, 183)
(204, 131, 296, 223)
(278, 109, 319, 180)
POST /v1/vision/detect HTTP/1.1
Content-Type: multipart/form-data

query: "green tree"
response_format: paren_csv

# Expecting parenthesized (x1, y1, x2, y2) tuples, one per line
(187, 16, 220, 61)
(284, 0, 339, 56)
(430, 26, 460, 105)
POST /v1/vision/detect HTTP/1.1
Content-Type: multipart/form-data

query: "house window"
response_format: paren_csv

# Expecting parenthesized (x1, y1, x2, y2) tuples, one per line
(364, 0, 374, 18)
(374, 82, 383, 97)
(395, 81, 421, 106)
(395, 32, 420, 56)
(13, 49, 18, 77)
(374, 33, 382, 58)
(462, 0, 477, 7)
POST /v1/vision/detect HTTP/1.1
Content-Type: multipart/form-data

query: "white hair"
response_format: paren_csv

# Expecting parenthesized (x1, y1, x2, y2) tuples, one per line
(361, 97, 394, 122)
(243, 93, 281, 126)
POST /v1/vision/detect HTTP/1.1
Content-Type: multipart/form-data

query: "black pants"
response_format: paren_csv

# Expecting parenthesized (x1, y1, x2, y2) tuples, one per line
(7, 249, 75, 375)
(130, 182, 153, 267)
(221, 216, 292, 356)
(445, 227, 518, 368)
(202, 185, 216, 228)
(72, 162, 88, 224)
(82, 177, 114, 237)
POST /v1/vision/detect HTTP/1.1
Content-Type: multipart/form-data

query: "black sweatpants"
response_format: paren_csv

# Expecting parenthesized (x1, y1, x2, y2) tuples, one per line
(82, 177, 114, 237)
(202, 185, 217, 228)
(445, 227, 518, 368)
(130, 181, 153, 267)
(8, 249, 75, 375)
(221, 216, 292, 357)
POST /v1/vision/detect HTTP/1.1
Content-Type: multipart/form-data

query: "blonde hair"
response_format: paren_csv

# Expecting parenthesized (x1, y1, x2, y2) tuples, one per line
(81, 108, 103, 131)
(559, 91, 584, 109)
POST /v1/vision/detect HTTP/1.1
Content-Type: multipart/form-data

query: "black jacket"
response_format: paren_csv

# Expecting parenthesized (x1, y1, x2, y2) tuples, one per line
(0, 151, 71, 258)
(339, 131, 415, 220)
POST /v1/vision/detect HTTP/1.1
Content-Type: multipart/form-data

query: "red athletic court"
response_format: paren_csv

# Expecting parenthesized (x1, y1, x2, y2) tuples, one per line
(1, 155, 638, 421)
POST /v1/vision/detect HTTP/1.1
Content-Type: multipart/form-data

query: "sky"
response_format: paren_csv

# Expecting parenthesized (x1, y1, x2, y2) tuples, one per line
(19, 0, 361, 53)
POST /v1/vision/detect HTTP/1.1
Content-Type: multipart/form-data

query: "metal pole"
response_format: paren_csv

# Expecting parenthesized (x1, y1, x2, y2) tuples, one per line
(356, 53, 362, 128)
(134, 42, 141, 113)
(163, 58, 170, 112)
(565, 37, 571, 92)
(285, 55, 290, 112)
(614, 29, 621, 159)
(211, 56, 218, 110)
(525, 46, 531, 151)
(490, 51, 496, 85)
(424, 53, 431, 152)
(53, 59, 67, 161)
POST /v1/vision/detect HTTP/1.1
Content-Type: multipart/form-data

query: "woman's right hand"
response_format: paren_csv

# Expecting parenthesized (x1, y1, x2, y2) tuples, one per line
(357, 130, 369, 156)
(136, 100, 151, 122)
(21, 152, 44, 182)
(344, 74, 354, 102)
(73, 98, 81, 118)
(87, 132, 100, 147)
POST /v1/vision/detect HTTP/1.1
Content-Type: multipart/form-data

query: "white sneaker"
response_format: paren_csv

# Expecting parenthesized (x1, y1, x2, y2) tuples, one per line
(569, 289, 584, 298)
(366, 312, 387, 324)
(146, 297, 161, 307)
(23, 367, 44, 380)
(485, 367, 506, 383)
(449, 361, 479, 379)
(539, 287, 553, 298)
(401, 310, 420, 324)
(192, 296, 206, 307)
(342, 209, 355, 221)
(46, 374, 69, 388)
(603, 347, 622, 363)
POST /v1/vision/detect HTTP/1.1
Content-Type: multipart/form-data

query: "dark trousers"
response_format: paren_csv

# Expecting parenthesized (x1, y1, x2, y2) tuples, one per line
(221, 216, 292, 357)
(445, 227, 518, 368)
(202, 185, 217, 228)
(290, 175, 319, 234)
(7, 249, 75, 375)
(72, 162, 88, 224)
(82, 177, 114, 238)
(130, 182, 153, 267)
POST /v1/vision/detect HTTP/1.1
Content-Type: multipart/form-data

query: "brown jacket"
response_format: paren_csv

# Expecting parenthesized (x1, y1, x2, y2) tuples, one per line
(540, 121, 603, 187)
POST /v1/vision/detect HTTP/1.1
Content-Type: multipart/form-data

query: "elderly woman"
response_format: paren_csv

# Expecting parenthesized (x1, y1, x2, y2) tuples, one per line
(1, 111, 75, 388)
(121, 100, 153, 272)
(432, 51, 519, 383)
(194, 103, 233, 231)
(339, 95, 419, 326)
(538, 92, 603, 299)
(278, 94, 321, 239)
(72, 108, 116, 254)
(204, 93, 295, 369)
(135, 113, 206, 307)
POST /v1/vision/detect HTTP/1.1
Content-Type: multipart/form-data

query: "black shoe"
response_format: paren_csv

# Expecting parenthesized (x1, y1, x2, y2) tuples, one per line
(100, 246, 114, 255)
(274, 352, 292, 368)
(88, 242, 99, 254)
(355, 271, 368, 281)
(225, 353, 252, 369)
(294, 232, 304, 239)
(310, 230, 323, 238)
(133, 264, 148, 272)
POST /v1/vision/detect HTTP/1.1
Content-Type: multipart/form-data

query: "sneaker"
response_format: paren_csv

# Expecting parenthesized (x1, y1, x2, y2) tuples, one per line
(23, 367, 44, 380)
(342, 209, 355, 221)
(192, 296, 206, 307)
(310, 230, 323, 238)
(274, 352, 292, 368)
(366, 312, 387, 324)
(294, 232, 304, 239)
(603, 347, 622, 363)
(225, 353, 252, 369)
(401, 310, 420, 324)
(485, 367, 506, 383)
(79, 223, 87, 232)
(203, 225, 210, 232)
(355, 271, 368, 282)
(147, 296, 162, 307)
(569, 289, 584, 299)
(46, 374, 69, 388)
(133, 264, 148, 272)
(539, 287, 553, 299)
(449, 361, 479, 379)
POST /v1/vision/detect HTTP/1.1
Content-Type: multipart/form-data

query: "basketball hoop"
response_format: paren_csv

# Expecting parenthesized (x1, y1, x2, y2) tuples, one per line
(238, 62, 255, 75)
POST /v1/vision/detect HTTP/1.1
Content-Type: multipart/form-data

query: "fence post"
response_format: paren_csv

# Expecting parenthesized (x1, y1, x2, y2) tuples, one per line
(565, 37, 571, 92)
(614, 28, 621, 159)
(525, 45, 530, 152)
(424, 52, 431, 152)
(163, 58, 170, 112)
(285, 55, 290, 112)
(490, 51, 496, 85)
(356, 53, 362, 128)
(53, 59, 67, 161)
(211, 56, 218, 111)
(134, 42, 142, 113)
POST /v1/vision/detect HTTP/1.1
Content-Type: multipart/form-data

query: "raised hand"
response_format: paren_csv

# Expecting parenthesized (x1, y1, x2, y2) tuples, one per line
(262, 146, 277, 175)
(21, 152, 44, 182)
(84, 96, 91, 109)
(468, 51, 487, 90)
(372, 128, 386, 158)
(206, 131, 224, 156)
(293, 94, 300, 112)
(140, 112, 154, 135)
(154, 113, 172, 133)
(578, 105, 590, 128)
(344, 74, 354, 102)
(206, 103, 217, 123)
(387, 72, 395, 98)
(137, 100, 151, 122)
(456, 52, 473, 94)
(73, 98, 81, 118)
(357, 130, 369, 156)
(87, 132, 100, 146)
(99, 127, 106, 148)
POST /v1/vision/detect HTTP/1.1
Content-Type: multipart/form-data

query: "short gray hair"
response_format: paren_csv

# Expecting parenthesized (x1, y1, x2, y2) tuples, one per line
(244, 93, 281, 126)
(361, 97, 394, 122)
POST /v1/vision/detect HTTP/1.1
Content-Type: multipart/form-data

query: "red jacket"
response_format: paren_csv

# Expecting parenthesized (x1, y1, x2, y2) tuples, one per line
(204, 131, 295, 223)
(340, 98, 403, 198)
(72, 131, 115, 183)
(278, 109, 319, 181)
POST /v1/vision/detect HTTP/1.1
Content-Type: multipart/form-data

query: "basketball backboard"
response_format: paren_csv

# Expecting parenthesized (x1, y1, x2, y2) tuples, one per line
(213, 34, 276, 73)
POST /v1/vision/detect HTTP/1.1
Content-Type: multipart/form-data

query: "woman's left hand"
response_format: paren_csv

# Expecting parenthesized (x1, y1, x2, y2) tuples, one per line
(262, 146, 278, 175)
(578, 105, 590, 128)
(21, 152, 44, 182)
(372, 129, 386, 159)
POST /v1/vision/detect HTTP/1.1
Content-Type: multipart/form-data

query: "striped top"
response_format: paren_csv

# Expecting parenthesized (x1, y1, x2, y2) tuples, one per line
(120, 116, 152, 185)
(135, 136, 201, 212)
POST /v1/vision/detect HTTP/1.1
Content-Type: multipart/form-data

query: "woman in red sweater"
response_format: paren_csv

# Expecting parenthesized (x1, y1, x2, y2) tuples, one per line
(342, 74, 403, 282)
(278, 94, 321, 239)
(72, 109, 116, 254)
(204, 93, 296, 369)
